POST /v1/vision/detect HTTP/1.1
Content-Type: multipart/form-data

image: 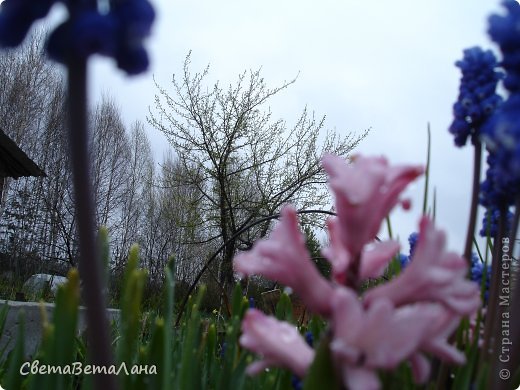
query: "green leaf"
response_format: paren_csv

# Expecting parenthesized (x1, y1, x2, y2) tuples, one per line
(162, 257, 176, 390)
(51, 269, 80, 390)
(423, 123, 431, 215)
(0, 302, 10, 360)
(275, 292, 293, 322)
(143, 317, 165, 389)
(217, 313, 243, 389)
(117, 244, 148, 390)
(178, 286, 205, 390)
(231, 283, 244, 317)
(303, 335, 341, 390)
(452, 329, 480, 390)
(203, 323, 217, 388)
(4, 310, 25, 390)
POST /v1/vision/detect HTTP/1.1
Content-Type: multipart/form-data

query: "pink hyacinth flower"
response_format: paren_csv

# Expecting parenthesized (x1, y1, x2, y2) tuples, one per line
(321, 217, 351, 284)
(239, 309, 314, 377)
(364, 217, 481, 316)
(419, 308, 466, 364)
(330, 288, 440, 371)
(322, 153, 423, 257)
(331, 288, 465, 389)
(342, 366, 381, 390)
(409, 353, 431, 384)
(234, 205, 334, 316)
(323, 217, 399, 283)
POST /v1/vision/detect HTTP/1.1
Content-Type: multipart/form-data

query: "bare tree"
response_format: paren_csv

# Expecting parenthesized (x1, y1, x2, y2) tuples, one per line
(90, 96, 131, 229)
(0, 30, 74, 277)
(148, 53, 368, 290)
(155, 154, 214, 284)
(114, 121, 154, 268)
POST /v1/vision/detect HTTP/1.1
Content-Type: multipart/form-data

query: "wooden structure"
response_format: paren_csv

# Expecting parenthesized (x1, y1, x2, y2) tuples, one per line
(0, 128, 46, 201)
(261, 288, 311, 324)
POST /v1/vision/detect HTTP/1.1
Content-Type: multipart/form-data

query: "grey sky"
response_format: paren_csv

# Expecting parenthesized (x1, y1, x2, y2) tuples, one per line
(83, 0, 500, 253)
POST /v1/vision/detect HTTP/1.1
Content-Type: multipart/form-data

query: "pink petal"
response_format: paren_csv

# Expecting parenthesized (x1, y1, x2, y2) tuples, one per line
(344, 366, 381, 390)
(240, 309, 314, 377)
(360, 240, 400, 279)
(419, 309, 466, 365)
(322, 153, 423, 258)
(234, 206, 334, 316)
(245, 360, 271, 376)
(331, 289, 436, 369)
(409, 353, 431, 384)
(322, 217, 351, 284)
(330, 288, 364, 355)
(364, 217, 480, 316)
(361, 302, 439, 368)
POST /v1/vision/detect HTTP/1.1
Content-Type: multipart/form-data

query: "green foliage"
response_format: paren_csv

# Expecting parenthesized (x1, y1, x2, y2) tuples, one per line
(0, 221, 492, 390)
(302, 225, 330, 278)
(4, 310, 25, 390)
(303, 335, 340, 390)
(0, 241, 304, 389)
(275, 292, 293, 323)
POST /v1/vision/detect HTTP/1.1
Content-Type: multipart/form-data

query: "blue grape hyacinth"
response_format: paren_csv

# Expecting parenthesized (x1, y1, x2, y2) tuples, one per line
(488, 0, 520, 93)
(0, 0, 155, 75)
(0, 0, 56, 47)
(449, 46, 503, 147)
(397, 233, 419, 270)
(399, 253, 410, 269)
(479, 207, 513, 237)
(408, 232, 419, 259)
(470, 253, 491, 303)
(480, 1, 520, 205)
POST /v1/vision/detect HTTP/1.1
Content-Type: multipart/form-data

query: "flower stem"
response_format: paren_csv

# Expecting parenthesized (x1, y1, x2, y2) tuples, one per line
(463, 140, 482, 263)
(437, 140, 482, 389)
(67, 42, 117, 390)
(490, 196, 520, 390)
(479, 205, 506, 372)
(345, 252, 361, 291)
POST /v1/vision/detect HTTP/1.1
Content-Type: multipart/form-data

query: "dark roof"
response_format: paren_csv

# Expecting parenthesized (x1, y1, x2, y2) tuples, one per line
(0, 128, 46, 179)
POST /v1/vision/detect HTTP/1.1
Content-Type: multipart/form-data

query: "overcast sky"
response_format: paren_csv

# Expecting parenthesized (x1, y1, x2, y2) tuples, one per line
(80, 0, 501, 253)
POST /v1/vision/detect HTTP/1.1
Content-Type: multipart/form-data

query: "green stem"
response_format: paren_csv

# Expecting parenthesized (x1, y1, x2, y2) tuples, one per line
(491, 196, 520, 390)
(422, 123, 431, 215)
(463, 140, 482, 263)
(386, 216, 393, 239)
(479, 205, 506, 373)
(437, 139, 482, 389)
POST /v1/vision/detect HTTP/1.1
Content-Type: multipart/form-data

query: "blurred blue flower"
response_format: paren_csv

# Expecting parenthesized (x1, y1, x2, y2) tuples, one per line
(480, 1, 520, 203)
(488, 0, 520, 93)
(0, 1, 36, 47)
(479, 207, 513, 237)
(479, 152, 516, 209)
(480, 95, 520, 203)
(115, 44, 150, 75)
(291, 375, 303, 390)
(304, 331, 313, 348)
(47, 12, 118, 62)
(449, 47, 503, 147)
(220, 342, 227, 359)
(469, 253, 491, 303)
(408, 232, 419, 259)
(0, 0, 155, 75)
(398, 253, 410, 269)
